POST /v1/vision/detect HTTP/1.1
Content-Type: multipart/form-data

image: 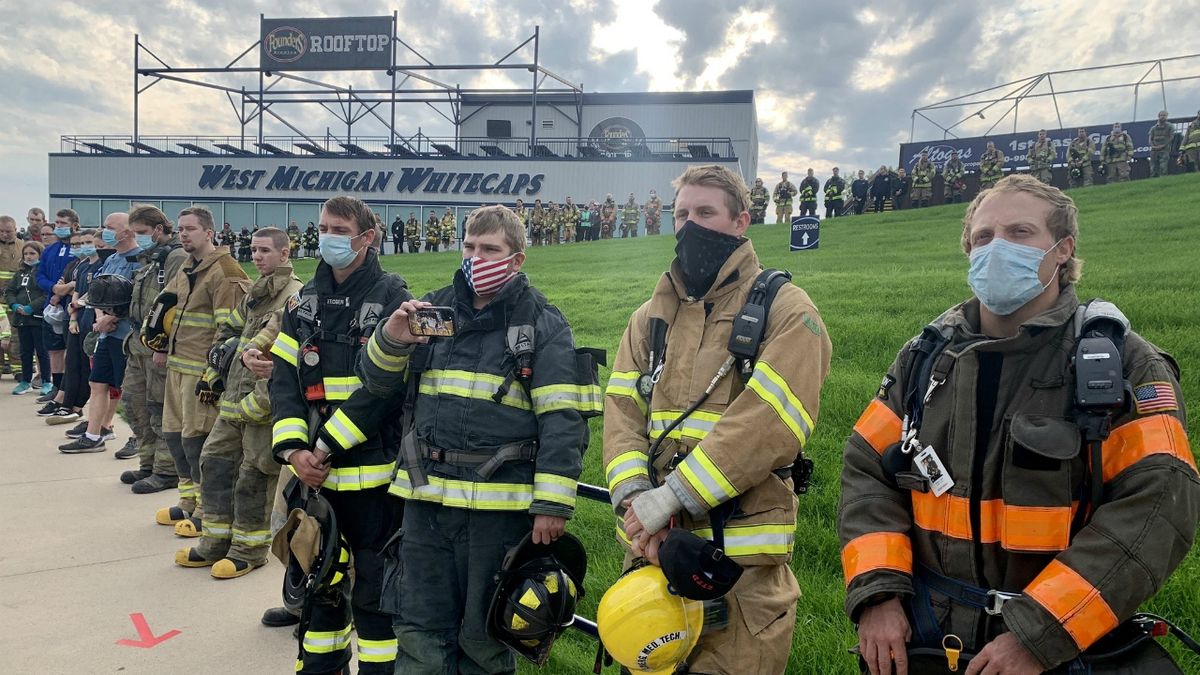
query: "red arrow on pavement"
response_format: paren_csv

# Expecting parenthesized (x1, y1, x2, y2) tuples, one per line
(116, 613, 181, 648)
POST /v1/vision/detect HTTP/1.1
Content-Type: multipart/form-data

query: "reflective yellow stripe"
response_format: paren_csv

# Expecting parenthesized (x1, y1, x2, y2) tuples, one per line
(214, 307, 234, 326)
(677, 445, 738, 508)
(530, 382, 603, 415)
(202, 521, 232, 539)
(533, 472, 577, 507)
(692, 523, 795, 558)
(649, 409, 722, 443)
(272, 332, 299, 366)
(303, 625, 352, 654)
(231, 528, 272, 546)
(389, 469, 534, 510)
(419, 369, 531, 410)
(746, 361, 814, 447)
(367, 331, 408, 372)
(177, 311, 215, 328)
(218, 398, 242, 420)
(324, 407, 368, 450)
(605, 450, 650, 490)
(227, 306, 244, 328)
(322, 376, 362, 401)
(615, 513, 632, 545)
(291, 462, 395, 491)
(357, 638, 398, 663)
(178, 481, 199, 499)
(272, 417, 309, 446)
(605, 370, 647, 415)
(166, 355, 207, 376)
(239, 393, 269, 421)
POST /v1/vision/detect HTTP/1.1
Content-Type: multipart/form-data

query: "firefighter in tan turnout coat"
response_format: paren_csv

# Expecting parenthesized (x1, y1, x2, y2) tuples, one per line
(604, 164, 832, 674)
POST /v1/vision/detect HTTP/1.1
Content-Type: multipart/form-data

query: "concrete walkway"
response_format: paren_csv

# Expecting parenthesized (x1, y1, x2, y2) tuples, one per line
(0, 388, 297, 673)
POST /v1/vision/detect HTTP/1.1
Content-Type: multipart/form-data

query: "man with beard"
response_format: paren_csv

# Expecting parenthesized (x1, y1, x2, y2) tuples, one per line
(798, 168, 820, 217)
(1067, 128, 1097, 188)
(942, 150, 966, 203)
(749, 178, 770, 224)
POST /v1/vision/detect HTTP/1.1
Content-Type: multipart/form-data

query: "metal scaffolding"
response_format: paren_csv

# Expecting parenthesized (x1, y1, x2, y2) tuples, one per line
(909, 54, 1200, 141)
(130, 13, 583, 154)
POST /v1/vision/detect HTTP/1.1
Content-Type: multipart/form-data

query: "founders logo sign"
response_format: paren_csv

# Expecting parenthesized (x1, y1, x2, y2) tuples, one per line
(589, 117, 646, 156)
(260, 16, 392, 71)
(264, 26, 307, 63)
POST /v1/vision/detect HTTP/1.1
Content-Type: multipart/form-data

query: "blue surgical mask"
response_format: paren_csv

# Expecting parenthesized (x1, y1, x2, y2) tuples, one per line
(54, 226, 72, 239)
(101, 229, 119, 246)
(135, 233, 155, 250)
(318, 233, 362, 269)
(74, 245, 97, 258)
(968, 237, 1062, 315)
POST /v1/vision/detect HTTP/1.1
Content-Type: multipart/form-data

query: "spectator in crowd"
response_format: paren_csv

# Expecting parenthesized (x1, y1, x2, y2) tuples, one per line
(0, 215, 23, 378)
(6, 240, 49, 395)
(851, 169, 870, 214)
(892, 167, 911, 209)
(870, 165, 892, 213)
(26, 208, 47, 244)
(38, 229, 100, 424)
(38, 209, 79, 399)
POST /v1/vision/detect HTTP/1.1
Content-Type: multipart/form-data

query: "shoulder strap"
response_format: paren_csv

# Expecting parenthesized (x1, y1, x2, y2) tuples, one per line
(728, 269, 792, 384)
(493, 286, 548, 403)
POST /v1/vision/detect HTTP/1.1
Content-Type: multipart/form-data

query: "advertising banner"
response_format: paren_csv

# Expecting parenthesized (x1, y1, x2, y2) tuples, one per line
(261, 16, 392, 71)
(898, 120, 1159, 172)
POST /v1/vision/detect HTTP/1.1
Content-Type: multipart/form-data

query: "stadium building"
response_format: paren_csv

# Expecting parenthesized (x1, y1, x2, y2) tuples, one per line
(48, 17, 757, 232)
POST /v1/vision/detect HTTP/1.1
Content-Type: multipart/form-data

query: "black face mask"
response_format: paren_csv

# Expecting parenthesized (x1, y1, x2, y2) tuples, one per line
(674, 220, 742, 298)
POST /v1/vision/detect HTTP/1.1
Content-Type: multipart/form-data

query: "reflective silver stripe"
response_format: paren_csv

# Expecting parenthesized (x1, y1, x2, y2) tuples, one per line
(202, 523, 232, 537)
(323, 378, 363, 397)
(748, 364, 813, 445)
(605, 452, 649, 487)
(649, 411, 720, 441)
(530, 385, 603, 413)
(231, 529, 272, 545)
(420, 370, 531, 409)
(389, 470, 533, 510)
(533, 474, 577, 506)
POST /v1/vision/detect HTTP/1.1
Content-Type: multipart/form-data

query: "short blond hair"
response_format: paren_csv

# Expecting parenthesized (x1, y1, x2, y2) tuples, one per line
(671, 164, 750, 218)
(962, 174, 1082, 285)
(466, 205, 525, 253)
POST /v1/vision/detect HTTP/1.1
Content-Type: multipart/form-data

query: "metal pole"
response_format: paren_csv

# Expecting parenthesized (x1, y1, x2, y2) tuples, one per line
(1133, 84, 1139, 121)
(133, 34, 139, 152)
(1013, 100, 1019, 133)
(530, 27, 539, 152)
(258, 15, 265, 146)
(347, 85, 353, 145)
(390, 11, 397, 149)
(240, 87, 247, 150)
(1158, 61, 1167, 112)
(909, 111, 915, 142)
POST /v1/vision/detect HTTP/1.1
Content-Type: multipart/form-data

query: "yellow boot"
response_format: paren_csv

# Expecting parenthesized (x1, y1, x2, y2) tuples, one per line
(174, 547, 215, 568)
(156, 506, 191, 526)
(174, 516, 202, 538)
(211, 558, 264, 580)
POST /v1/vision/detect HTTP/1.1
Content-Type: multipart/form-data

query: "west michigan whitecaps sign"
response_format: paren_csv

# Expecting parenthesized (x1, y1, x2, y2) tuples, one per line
(197, 165, 546, 196)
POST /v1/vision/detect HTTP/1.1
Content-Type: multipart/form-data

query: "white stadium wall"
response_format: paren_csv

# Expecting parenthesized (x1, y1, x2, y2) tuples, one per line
(48, 154, 738, 229)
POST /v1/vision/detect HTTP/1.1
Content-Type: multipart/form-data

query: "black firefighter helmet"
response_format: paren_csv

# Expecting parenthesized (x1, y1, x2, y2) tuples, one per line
(274, 479, 352, 613)
(487, 531, 588, 666)
(85, 274, 134, 318)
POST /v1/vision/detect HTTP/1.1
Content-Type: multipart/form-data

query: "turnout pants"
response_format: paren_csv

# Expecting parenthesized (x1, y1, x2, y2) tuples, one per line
(298, 487, 403, 675)
(163, 369, 218, 515)
(124, 352, 177, 477)
(1106, 162, 1131, 182)
(196, 418, 277, 564)
(390, 501, 532, 675)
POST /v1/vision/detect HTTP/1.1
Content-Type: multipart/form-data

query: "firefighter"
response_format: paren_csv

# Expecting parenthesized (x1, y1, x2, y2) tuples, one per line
(748, 179, 769, 224)
(424, 212, 440, 252)
(150, 206, 250, 533)
(621, 193, 640, 238)
(512, 198, 528, 239)
(772, 172, 797, 224)
(604, 165, 832, 674)
(1148, 110, 1174, 178)
(530, 199, 545, 246)
(219, 223, 236, 252)
(174, 227, 302, 576)
(910, 153, 935, 207)
(121, 205, 188, 493)
(980, 141, 1006, 190)
(1067, 128, 1097, 188)
(358, 205, 597, 674)
(562, 196, 580, 243)
(839, 175, 1199, 675)
(1181, 109, 1200, 172)
(600, 194, 617, 239)
(644, 189, 663, 235)
(440, 208, 456, 251)
(798, 168, 820, 217)
(302, 222, 319, 258)
(390, 216, 404, 255)
(404, 213, 421, 253)
(1027, 129, 1056, 184)
(237, 227, 252, 262)
(270, 196, 409, 674)
(0, 215, 22, 378)
(824, 167, 847, 217)
(942, 151, 967, 203)
(1102, 122, 1134, 183)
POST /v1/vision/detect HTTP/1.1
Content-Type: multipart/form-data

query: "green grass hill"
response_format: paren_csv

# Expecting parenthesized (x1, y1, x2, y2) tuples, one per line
(271, 174, 1200, 673)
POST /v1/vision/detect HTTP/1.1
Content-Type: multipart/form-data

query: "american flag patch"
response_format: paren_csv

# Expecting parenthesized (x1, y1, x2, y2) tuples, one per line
(1133, 381, 1179, 414)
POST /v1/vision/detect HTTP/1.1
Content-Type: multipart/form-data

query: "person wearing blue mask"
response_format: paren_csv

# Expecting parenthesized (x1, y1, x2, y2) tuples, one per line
(35, 209, 79, 399)
(6, 240, 50, 395)
(266, 195, 410, 674)
(839, 174, 1197, 675)
(40, 229, 101, 425)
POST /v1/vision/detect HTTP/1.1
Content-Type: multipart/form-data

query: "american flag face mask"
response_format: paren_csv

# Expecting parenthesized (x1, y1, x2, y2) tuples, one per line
(461, 253, 518, 297)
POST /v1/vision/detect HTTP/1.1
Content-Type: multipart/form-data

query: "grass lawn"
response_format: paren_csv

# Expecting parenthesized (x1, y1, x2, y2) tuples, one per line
(277, 174, 1200, 673)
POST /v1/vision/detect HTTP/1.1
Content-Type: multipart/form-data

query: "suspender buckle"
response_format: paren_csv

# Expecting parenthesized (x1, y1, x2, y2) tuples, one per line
(986, 589, 1019, 616)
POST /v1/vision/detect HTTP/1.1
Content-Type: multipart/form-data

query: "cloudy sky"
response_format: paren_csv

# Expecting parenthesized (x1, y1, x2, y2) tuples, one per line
(1, 0, 1197, 213)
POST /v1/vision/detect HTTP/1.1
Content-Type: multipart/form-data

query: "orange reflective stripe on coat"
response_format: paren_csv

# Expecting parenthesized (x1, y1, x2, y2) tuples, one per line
(1101, 414, 1196, 482)
(1024, 559, 1119, 650)
(911, 491, 1074, 552)
(841, 532, 913, 586)
(853, 399, 902, 455)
